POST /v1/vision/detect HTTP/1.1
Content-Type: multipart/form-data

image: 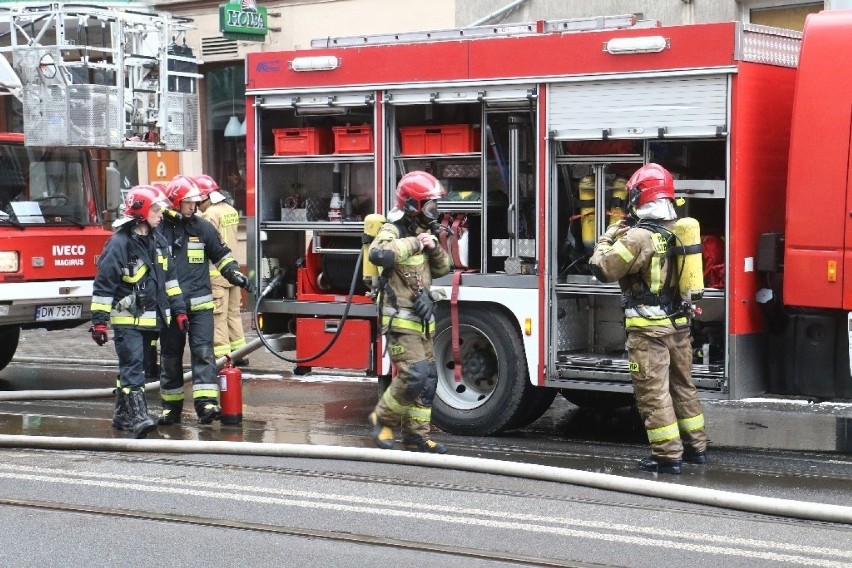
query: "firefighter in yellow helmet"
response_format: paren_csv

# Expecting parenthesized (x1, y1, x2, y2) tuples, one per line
(588, 163, 707, 474)
(368, 171, 451, 453)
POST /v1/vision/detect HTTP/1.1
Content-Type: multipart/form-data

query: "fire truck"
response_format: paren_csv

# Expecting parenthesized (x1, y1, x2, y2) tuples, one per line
(245, 11, 850, 435)
(0, 3, 199, 371)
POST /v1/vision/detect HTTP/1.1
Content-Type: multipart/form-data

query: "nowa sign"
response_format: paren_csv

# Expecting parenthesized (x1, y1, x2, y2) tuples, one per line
(219, 0, 268, 40)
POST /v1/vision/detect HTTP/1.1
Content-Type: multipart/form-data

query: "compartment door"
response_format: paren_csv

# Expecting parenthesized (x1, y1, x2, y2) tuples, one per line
(549, 74, 729, 140)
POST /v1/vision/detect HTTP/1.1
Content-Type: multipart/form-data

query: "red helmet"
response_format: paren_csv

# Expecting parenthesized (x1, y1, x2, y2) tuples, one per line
(123, 185, 167, 220)
(193, 174, 219, 198)
(626, 163, 675, 207)
(395, 171, 446, 221)
(165, 174, 203, 209)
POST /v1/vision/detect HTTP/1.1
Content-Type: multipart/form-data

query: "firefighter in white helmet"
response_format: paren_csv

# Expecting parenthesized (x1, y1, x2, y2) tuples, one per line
(368, 171, 451, 453)
(195, 174, 248, 365)
(90, 185, 187, 439)
(588, 163, 707, 474)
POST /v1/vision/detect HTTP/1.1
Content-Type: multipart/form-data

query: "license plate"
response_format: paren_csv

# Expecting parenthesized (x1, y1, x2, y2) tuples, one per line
(34, 304, 83, 322)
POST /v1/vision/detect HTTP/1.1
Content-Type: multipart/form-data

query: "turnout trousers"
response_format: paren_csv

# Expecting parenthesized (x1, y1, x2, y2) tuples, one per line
(212, 283, 246, 358)
(373, 331, 438, 442)
(159, 309, 219, 411)
(627, 326, 708, 461)
(115, 328, 160, 390)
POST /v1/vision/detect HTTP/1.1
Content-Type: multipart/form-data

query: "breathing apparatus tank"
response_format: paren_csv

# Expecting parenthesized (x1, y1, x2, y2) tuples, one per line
(362, 213, 386, 294)
(579, 175, 596, 248)
(673, 217, 704, 301)
(608, 177, 628, 226)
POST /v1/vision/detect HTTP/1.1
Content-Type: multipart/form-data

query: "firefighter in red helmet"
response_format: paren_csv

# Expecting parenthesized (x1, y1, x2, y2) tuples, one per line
(156, 174, 254, 426)
(90, 185, 187, 438)
(368, 171, 451, 453)
(195, 174, 248, 364)
(589, 163, 707, 474)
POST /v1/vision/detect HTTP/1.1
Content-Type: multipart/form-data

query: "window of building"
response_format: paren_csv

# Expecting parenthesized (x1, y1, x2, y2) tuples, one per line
(204, 64, 247, 215)
(744, 1, 823, 31)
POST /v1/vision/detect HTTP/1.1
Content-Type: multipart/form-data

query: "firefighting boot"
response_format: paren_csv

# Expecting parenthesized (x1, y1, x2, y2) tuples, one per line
(125, 389, 157, 439)
(683, 447, 708, 465)
(638, 456, 682, 475)
(196, 401, 222, 425)
(111, 388, 131, 431)
(368, 412, 395, 449)
(403, 437, 448, 454)
(157, 402, 183, 425)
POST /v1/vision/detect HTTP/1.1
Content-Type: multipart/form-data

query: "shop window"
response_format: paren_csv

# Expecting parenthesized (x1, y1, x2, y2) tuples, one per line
(746, 1, 822, 31)
(204, 64, 246, 215)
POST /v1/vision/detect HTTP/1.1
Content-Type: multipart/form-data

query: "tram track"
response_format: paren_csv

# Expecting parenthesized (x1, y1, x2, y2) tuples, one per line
(0, 495, 586, 568)
(13, 447, 852, 531)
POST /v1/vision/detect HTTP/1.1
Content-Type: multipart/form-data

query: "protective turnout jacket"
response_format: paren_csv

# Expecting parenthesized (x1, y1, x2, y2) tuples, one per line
(200, 201, 241, 288)
(369, 221, 450, 335)
(91, 226, 185, 329)
(588, 221, 688, 330)
(161, 213, 239, 312)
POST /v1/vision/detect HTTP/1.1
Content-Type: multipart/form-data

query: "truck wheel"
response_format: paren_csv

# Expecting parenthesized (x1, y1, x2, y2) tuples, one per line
(504, 387, 558, 430)
(431, 305, 532, 436)
(0, 326, 20, 371)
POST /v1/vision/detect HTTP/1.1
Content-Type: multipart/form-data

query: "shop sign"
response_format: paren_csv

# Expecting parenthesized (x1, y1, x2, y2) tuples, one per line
(219, 0, 268, 41)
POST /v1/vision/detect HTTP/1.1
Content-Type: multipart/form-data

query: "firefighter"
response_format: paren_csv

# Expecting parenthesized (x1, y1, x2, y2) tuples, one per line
(157, 175, 255, 425)
(367, 171, 451, 454)
(90, 185, 187, 439)
(194, 174, 248, 365)
(588, 163, 707, 474)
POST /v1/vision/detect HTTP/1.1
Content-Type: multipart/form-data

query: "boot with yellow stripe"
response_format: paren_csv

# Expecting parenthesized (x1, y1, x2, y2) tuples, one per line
(368, 412, 395, 449)
(157, 402, 183, 425)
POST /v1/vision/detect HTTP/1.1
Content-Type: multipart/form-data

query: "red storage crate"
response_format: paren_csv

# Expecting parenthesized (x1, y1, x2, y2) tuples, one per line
(399, 124, 481, 155)
(332, 125, 373, 154)
(296, 317, 371, 369)
(273, 127, 333, 155)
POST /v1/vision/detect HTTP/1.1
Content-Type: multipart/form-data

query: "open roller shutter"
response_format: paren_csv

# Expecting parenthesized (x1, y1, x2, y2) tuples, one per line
(549, 74, 729, 140)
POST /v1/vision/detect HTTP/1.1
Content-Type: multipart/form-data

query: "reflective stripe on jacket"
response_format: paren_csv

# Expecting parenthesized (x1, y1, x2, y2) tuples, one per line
(90, 226, 185, 330)
(369, 221, 449, 335)
(589, 223, 680, 330)
(161, 213, 239, 310)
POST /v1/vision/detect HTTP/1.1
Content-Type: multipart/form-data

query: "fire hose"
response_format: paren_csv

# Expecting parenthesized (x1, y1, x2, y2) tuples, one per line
(0, 434, 849, 525)
(252, 249, 364, 364)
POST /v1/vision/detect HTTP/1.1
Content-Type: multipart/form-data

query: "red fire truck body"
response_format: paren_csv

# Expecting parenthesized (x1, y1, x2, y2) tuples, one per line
(246, 12, 846, 435)
(0, 132, 109, 370)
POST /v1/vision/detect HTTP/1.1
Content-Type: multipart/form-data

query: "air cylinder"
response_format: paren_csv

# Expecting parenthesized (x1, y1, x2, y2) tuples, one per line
(579, 175, 595, 248)
(673, 217, 704, 301)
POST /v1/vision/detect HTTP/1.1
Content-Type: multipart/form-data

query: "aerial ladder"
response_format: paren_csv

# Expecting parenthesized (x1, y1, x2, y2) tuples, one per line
(0, 2, 201, 151)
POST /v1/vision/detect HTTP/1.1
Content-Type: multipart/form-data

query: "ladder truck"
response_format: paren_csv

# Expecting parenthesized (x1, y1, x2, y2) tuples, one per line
(0, 2, 200, 371)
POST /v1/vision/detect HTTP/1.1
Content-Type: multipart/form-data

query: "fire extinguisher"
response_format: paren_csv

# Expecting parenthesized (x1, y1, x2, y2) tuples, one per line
(219, 355, 242, 425)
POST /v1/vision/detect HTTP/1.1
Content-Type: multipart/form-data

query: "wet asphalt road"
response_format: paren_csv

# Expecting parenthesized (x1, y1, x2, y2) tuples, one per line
(0, 327, 851, 566)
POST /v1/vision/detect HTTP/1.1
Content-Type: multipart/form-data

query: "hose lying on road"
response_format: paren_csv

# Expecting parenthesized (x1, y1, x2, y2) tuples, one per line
(0, 337, 275, 401)
(0, 434, 849, 525)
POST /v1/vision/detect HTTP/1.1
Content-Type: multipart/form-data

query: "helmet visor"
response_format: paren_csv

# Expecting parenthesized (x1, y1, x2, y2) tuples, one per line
(420, 199, 439, 221)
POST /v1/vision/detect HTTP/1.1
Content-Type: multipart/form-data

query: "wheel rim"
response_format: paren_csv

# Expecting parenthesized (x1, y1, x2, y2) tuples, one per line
(434, 323, 499, 410)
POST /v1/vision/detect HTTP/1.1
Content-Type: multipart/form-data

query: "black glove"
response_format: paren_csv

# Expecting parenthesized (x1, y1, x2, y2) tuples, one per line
(225, 269, 256, 295)
(412, 288, 435, 322)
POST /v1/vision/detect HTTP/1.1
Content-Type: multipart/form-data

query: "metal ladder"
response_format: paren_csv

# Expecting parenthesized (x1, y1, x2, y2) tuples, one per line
(311, 14, 657, 48)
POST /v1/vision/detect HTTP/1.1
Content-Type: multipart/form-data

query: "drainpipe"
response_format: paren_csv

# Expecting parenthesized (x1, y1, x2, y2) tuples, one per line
(468, 0, 530, 27)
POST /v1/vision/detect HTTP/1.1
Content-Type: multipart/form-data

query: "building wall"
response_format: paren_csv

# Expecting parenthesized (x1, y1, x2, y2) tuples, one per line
(455, 0, 739, 27)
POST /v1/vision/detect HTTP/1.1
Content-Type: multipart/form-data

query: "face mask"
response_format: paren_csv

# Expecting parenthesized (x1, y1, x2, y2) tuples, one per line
(420, 199, 439, 221)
